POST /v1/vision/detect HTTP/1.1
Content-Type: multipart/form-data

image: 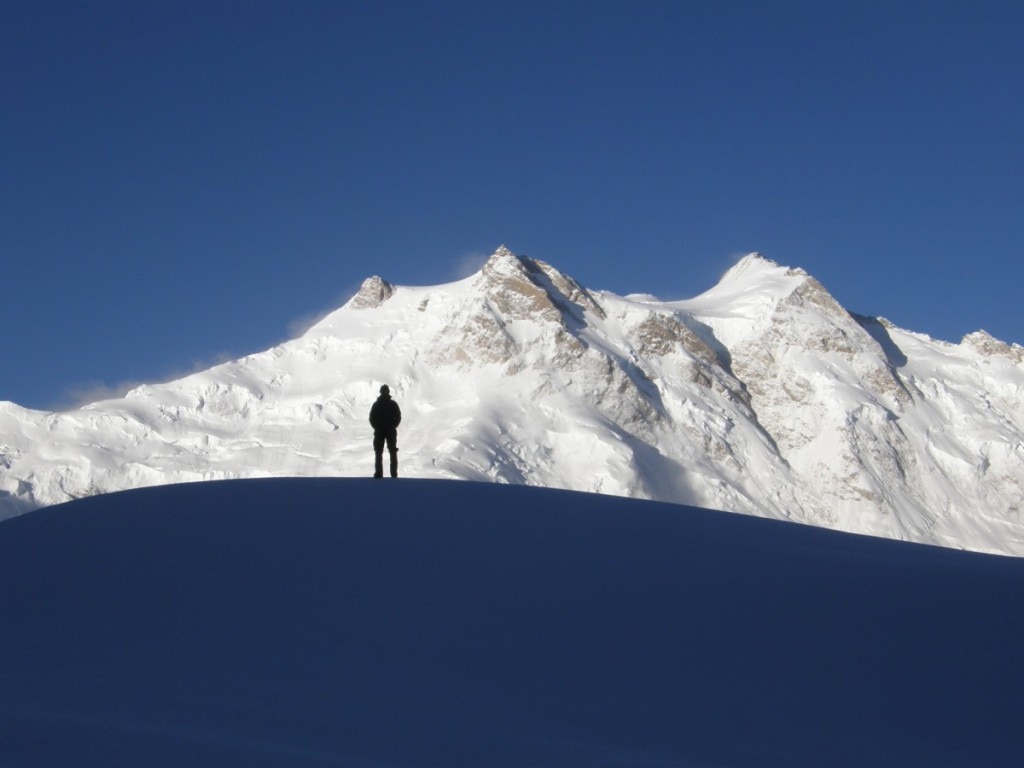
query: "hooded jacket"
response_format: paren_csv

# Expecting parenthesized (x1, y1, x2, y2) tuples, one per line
(369, 393, 402, 434)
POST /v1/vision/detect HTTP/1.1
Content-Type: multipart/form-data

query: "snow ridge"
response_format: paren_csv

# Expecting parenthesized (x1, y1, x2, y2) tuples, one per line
(2, 247, 1023, 554)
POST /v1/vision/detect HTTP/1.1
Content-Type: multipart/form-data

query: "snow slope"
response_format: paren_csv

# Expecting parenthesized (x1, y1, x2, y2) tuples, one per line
(1, 478, 1022, 767)
(1, 247, 1022, 554)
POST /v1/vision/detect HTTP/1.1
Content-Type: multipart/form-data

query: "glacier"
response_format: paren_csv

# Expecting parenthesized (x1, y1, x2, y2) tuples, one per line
(1, 246, 1022, 554)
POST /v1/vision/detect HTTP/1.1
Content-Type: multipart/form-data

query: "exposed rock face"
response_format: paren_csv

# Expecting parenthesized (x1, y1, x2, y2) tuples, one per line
(347, 276, 394, 310)
(963, 330, 1024, 361)
(476, 246, 605, 325)
(2, 248, 1023, 556)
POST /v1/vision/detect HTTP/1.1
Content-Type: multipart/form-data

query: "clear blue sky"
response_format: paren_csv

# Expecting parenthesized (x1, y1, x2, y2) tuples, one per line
(3, 0, 1021, 410)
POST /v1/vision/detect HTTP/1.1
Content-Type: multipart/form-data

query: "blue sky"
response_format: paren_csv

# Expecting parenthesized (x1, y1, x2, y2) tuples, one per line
(3, 0, 1021, 410)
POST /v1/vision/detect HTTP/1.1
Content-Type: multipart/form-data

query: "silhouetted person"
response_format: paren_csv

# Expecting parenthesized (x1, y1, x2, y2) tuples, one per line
(369, 384, 402, 478)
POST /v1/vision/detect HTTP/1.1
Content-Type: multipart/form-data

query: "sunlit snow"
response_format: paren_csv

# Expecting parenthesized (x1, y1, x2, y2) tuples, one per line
(1, 248, 1022, 554)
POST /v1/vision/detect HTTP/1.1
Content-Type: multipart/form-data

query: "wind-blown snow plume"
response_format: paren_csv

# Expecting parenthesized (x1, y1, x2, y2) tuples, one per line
(2, 246, 1022, 554)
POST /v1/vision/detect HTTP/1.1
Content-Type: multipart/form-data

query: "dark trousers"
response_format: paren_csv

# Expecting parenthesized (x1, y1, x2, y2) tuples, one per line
(373, 430, 398, 477)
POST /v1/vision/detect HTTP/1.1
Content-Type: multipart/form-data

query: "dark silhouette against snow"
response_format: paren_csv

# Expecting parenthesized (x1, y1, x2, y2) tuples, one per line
(369, 384, 402, 478)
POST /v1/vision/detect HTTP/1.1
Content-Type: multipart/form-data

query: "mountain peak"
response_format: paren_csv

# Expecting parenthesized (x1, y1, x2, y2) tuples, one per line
(480, 245, 535, 281)
(685, 253, 810, 319)
(962, 330, 1024, 361)
(718, 253, 807, 284)
(347, 275, 394, 310)
(490, 244, 519, 262)
(476, 246, 605, 324)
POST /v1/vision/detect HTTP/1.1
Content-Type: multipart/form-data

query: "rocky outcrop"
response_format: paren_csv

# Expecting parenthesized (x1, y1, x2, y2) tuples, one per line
(347, 276, 394, 310)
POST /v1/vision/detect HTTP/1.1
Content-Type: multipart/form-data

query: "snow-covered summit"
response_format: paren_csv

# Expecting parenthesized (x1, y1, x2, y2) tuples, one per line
(720, 251, 796, 280)
(2, 246, 1022, 555)
(962, 329, 1024, 361)
(346, 275, 394, 310)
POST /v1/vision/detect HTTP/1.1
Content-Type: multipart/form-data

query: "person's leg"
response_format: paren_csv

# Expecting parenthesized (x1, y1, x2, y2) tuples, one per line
(386, 432, 398, 478)
(373, 433, 385, 478)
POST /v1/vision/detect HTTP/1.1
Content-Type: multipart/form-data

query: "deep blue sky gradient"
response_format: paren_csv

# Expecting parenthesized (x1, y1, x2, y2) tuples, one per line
(3, 0, 1022, 409)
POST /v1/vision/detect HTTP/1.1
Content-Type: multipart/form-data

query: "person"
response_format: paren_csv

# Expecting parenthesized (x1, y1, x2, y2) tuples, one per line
(369, 384, 402, 478)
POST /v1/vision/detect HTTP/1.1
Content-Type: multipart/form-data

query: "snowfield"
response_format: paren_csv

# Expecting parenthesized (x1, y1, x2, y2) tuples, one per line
(1, 247, 1022, 554)
(1, 478, 1022, 767)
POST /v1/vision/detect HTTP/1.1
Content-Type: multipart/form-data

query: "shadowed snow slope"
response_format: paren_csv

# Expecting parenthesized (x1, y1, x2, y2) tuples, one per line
(1, 478, 1022, 767)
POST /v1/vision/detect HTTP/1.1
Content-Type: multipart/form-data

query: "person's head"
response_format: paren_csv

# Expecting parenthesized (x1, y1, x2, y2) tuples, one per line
(379, 384, 390, 396)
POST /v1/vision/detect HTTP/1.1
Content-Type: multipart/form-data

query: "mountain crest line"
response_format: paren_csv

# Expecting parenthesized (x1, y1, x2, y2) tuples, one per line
(1, 247, 1022, 554)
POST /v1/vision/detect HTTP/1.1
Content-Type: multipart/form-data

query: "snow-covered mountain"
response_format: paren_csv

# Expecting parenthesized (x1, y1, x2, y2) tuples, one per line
(2, 246, 1022, 554)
